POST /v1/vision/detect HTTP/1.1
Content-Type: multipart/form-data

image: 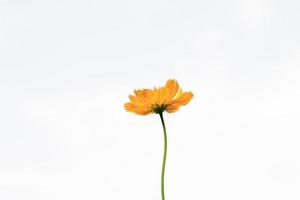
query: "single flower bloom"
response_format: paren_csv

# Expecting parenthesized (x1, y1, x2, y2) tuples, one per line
(124, 79, 194, 200)
(124, 79, 193, 115)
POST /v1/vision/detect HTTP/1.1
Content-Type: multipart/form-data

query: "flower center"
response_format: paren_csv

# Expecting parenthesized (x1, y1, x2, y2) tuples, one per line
(152, 104, 167, 114)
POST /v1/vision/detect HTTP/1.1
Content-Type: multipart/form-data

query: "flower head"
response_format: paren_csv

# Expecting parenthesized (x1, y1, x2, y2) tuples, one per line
(124, 79, 193, 115)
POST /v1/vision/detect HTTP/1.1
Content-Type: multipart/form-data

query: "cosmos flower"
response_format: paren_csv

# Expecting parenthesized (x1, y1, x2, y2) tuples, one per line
(124, 79, 194, 200)
(124, 79, 193, 115)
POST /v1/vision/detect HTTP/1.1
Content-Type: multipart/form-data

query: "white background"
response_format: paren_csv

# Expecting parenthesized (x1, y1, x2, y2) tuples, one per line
(1, 0, 300, 199)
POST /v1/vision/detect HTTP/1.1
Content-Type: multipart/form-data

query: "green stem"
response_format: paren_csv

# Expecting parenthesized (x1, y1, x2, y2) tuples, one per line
(159, 112, 167, 200)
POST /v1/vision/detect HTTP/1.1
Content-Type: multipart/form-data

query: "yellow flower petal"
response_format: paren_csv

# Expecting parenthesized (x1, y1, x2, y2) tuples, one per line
(169, 91, 193, 106)
(165, 79, 179, 101)
(165, 103, 181, 113)
(124, 102, 152, 115)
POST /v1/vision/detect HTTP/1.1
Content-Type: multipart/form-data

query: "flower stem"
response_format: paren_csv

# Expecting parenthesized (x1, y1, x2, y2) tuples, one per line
(159, 112, 167, 200)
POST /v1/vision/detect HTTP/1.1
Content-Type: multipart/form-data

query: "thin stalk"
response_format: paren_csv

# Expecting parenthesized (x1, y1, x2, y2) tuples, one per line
(159, 112, 167, 200)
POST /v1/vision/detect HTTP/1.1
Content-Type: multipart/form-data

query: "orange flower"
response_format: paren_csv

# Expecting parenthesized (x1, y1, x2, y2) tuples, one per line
(124, 79, 193, 115)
